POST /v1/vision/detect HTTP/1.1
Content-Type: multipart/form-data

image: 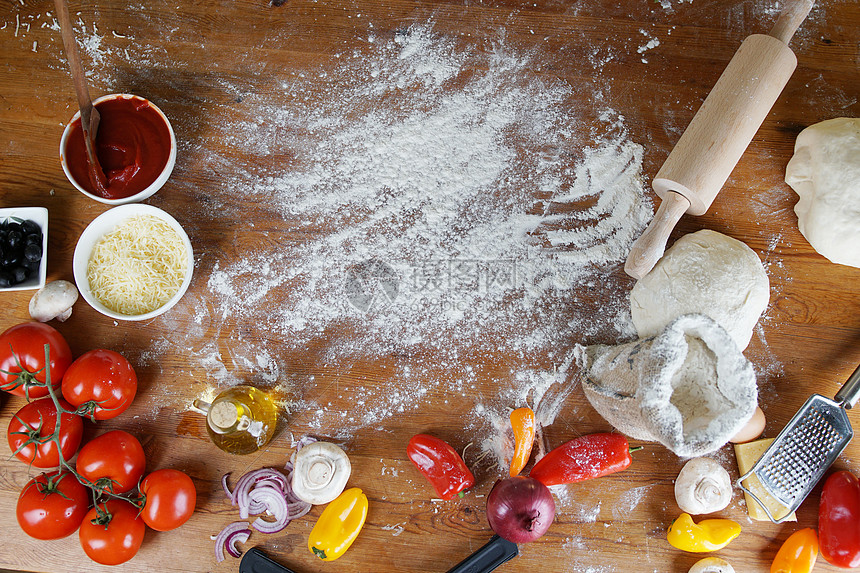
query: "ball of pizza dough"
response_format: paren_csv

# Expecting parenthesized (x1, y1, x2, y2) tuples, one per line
(785, 117, 860, 268)
(630, 229, 769, 350)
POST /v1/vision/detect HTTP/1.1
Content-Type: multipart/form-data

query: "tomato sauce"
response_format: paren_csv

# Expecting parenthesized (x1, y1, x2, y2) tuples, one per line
(65, 96, 172, 200)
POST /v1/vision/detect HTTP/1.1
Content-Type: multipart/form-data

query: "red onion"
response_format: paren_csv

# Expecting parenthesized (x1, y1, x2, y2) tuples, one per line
(212, 521, 252, 563)
(214, 466, 313, 560)
(485, 476, 555, 543)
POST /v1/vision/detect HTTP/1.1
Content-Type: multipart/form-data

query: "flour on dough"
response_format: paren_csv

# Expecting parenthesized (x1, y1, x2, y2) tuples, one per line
(785, 117, 860, 268)
(630, 229, 769, 350)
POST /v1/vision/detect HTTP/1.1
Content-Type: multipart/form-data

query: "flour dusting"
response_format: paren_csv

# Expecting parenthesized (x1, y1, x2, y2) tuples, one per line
(32, 18, 654, 436)
(156, 24, 652, 435)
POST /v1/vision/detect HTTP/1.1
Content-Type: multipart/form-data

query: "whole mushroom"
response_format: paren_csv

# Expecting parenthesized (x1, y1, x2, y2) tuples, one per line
(674, 457, 732, 515)
(688, 557, 735, 573)
(29, 280, 78, 322)
(292, 441, 351, 505)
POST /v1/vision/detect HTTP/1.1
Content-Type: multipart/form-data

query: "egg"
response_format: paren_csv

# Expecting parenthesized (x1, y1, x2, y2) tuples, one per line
(730, 406, 766, 444)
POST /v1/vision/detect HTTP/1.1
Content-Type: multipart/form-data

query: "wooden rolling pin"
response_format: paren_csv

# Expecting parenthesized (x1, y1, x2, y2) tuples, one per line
(624, 0, 814, 279)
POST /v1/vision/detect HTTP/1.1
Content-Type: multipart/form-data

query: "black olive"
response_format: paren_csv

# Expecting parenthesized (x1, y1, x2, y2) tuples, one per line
(12, 266, 28, 283)
(6, 230, 22, 249)
(0, 272, 11, 288)
(25, 232, 41, 245)
(6, 222, 21, 234)
(24, 259, 40, 272)
(2, 250, 21, 267)
(24, 243, 42, 262)
(21, 220, 40, 235)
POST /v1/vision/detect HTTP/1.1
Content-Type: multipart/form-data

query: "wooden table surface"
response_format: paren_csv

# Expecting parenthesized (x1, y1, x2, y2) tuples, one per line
(1, 0, 859, 572)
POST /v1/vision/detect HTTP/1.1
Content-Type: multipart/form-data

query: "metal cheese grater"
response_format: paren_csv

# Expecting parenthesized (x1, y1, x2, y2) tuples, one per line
(738, 363, 860, 523)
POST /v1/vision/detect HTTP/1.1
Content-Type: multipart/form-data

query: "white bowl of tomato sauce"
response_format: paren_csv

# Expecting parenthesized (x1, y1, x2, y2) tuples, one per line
(60, 94, 176, 205)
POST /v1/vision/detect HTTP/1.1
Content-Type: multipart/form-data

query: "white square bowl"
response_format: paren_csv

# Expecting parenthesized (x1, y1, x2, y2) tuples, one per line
(0, 207, 48, 291)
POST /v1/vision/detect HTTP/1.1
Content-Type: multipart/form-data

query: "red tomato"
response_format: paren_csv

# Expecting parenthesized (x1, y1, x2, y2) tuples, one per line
(17, 470, 90, 540)
(819, 470, 860, 568)
(76, 430, 146, 494)
(7, 397, 83, 467)
(0, 322, 72, 398)
(79, 500, 145, 566)
(61, 349, 137, 420)
(139, 468, 197, 531)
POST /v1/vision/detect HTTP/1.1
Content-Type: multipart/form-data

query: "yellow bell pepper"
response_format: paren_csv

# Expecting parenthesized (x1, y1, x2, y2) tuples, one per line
(667, 513, 741, 552)
(308, 487, 368, 561)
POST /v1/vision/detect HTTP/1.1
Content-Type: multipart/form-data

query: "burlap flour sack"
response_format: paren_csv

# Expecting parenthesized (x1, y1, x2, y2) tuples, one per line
(576, 314, 757, 457)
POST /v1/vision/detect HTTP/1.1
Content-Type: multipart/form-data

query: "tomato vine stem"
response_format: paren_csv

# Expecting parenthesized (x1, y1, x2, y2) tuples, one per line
(39, 344, 145, 511)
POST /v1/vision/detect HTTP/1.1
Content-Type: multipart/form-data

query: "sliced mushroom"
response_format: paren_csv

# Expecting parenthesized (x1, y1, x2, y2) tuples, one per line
(29, 280, 78, 322)
(688, 557, 735, 573)
(292, 441, 351, 505)
(674, 457, 732, 515)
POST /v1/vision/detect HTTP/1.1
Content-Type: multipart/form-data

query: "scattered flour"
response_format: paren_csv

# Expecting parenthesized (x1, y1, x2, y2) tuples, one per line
(611, 483, 657, 520)
(381, 523, 406, 536)
(637, 29, 661, 63)
(146, 24, 652, 436)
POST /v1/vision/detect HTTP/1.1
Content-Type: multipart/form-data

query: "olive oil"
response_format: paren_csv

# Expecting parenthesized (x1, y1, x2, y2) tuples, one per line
(193, 385, 279, 455)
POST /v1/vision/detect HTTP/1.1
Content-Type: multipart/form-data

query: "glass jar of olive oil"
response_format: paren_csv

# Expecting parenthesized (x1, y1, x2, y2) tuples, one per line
(193, 385, 279, 455)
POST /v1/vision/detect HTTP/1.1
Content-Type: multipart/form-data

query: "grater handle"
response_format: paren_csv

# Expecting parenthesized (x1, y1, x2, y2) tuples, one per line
(834, 364, 860, 409)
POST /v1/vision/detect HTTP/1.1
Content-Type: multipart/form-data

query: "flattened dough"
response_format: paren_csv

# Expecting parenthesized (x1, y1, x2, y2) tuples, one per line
(630, 229, 769, 350)
(785, 117, 860, 268)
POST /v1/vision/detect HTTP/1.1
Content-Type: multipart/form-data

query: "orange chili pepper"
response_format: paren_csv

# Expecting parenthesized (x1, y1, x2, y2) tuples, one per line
(509, 407, 535, 477)
(771, 528, 819, 573)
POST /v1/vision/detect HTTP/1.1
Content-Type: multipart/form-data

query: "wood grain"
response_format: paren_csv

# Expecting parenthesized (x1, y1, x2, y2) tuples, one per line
(0, 1, 859, 572)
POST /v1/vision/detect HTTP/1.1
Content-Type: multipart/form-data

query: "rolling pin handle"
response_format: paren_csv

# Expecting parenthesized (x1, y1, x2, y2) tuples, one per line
(769, 0, 815, 44)
(624, 191, 691, 280)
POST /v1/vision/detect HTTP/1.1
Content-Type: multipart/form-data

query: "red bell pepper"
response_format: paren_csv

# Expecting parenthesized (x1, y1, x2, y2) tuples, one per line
(819, 470, 860, 568)
(407, 434, 474, 500)
(529, 433, 639, 487)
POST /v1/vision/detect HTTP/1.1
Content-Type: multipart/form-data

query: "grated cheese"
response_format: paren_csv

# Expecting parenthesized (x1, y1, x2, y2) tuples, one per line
(87, 215, 188, 315)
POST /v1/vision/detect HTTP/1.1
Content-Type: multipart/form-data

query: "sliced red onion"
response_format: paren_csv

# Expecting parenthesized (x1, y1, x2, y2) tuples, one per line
(295, 435, 318, 451)
(287, 498, 313, 520)
(252, 514, 289, 534)
(250, 487, 287, 521)
(221, 473, 233, 500)
(225, 530, 251, 558)
(212, 521, 251, 563)
(217, 465, 312, 549)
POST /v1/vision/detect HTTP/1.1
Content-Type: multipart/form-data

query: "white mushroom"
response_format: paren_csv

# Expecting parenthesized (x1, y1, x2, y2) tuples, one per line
(674, 457, 732, 515)
(291, 441, 351, 505)
(29, 280, 79, 322)
(688, 557, 735, 573)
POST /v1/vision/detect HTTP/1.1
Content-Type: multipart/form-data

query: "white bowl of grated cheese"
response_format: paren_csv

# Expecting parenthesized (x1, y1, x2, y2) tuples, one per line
(73, 204, 193, 321)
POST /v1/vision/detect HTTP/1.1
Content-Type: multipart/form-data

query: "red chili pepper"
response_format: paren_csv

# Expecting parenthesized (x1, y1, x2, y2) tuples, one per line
(529, 433, 639, 487)
(819, 470, 860, 568)
(407, 434, 475, 500)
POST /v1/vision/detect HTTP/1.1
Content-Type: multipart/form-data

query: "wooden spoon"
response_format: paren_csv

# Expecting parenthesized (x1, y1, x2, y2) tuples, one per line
(53, 0, 108, 194)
